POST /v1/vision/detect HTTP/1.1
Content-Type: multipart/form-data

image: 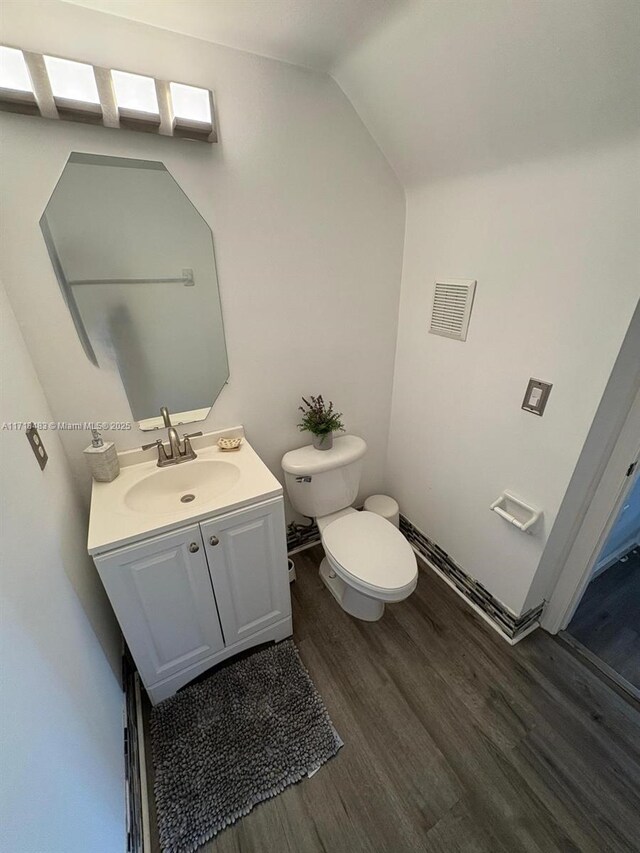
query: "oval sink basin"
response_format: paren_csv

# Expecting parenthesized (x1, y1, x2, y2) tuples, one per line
(124, 460, 241, 514)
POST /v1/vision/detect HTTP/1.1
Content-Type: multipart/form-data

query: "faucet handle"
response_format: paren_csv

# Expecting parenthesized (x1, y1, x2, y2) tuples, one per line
(181, 432, 201, 460)
(142, 437, 170, 465)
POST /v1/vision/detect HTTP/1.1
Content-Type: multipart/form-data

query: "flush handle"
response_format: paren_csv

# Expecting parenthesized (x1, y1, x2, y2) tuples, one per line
(188, 542, 200, 553)
(209, 536, 219, 547)
(295, 476, 312, 483)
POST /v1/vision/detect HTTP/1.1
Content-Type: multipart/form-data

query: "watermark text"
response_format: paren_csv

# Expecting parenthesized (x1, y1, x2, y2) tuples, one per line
(2, 421, 132, 431)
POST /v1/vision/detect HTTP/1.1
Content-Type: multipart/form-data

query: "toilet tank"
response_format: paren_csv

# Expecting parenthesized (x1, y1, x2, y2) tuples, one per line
(281, 435, 367, 519)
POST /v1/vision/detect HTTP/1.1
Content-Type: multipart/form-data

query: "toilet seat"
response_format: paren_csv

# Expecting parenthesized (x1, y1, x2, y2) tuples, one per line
(321, 511, 418, 602)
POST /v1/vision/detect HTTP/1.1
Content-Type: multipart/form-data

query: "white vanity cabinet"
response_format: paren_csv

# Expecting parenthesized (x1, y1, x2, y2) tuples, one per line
(95, 524, 225, 688)
(201, 500, 290, 645)
(94, 497, 292, 704)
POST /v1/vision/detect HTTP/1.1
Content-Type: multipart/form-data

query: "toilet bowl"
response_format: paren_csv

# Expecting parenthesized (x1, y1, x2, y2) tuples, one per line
(318, 508, 417, 620)
(281, 436, 418, 621)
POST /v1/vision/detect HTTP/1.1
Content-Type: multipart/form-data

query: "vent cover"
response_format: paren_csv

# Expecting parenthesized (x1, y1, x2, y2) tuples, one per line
(429, 279, 476, 341)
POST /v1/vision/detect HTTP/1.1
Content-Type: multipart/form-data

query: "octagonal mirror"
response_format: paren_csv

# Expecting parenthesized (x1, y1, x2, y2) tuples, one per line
(40, 152, 229, 429)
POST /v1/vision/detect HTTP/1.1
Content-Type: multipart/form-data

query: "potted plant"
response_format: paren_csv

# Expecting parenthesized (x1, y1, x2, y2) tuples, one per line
(297, 395, 345, 450)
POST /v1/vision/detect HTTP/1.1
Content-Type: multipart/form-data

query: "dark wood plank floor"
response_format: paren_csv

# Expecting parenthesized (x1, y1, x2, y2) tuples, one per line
(145, 544, 640, 853)
(567, 547, 640, 689)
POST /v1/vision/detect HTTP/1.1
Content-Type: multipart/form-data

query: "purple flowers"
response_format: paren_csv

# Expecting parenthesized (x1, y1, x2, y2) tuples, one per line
(297, 395, 345, 438)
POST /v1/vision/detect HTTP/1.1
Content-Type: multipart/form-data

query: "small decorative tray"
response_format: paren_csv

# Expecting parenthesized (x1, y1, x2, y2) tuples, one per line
(218, 437, 243, 452)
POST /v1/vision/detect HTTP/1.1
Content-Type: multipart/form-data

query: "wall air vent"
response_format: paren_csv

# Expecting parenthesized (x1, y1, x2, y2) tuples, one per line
(429, 279, 476, 341)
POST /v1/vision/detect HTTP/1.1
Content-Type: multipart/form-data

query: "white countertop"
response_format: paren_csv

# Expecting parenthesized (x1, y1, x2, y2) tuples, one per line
(88, 427, 283, 555)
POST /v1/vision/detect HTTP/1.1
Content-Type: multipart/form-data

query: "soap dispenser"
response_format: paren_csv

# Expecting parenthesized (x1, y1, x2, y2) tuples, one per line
(83, 429, 120, 482)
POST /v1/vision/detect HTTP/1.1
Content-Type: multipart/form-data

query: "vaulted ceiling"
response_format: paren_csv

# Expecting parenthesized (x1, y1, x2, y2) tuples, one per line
(64, 0, 640, 186)
(62, 0, 407, 72)
(334, 0, 640, 184)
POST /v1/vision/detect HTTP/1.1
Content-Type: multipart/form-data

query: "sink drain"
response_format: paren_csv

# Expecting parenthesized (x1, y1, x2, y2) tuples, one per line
(180, 493, 196, 503)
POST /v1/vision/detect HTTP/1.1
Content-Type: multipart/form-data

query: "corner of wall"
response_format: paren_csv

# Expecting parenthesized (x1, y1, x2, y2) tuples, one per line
(527, 298, 640, 619)
(327, 71, 407, 205)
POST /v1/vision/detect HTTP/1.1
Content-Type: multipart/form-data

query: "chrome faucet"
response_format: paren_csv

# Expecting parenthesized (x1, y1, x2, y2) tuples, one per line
(142, 406, 203, 467)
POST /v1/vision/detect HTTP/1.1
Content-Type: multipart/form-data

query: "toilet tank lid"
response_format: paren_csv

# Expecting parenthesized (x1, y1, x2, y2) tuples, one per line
(281, 435, 366, 475)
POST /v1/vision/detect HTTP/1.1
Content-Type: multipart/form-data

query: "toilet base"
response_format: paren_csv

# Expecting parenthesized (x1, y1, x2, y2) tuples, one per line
(319, 557, 385, 621)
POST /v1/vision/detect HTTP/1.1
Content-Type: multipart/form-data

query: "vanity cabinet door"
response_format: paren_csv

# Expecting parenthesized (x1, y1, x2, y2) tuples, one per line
(201, 498, 291, 646)
(95, 524, 225, 689)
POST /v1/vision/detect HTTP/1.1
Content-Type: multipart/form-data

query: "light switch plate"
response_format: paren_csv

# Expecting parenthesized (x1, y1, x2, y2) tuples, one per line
(26, 423, 48, 470)
(522, 379, 552, 416)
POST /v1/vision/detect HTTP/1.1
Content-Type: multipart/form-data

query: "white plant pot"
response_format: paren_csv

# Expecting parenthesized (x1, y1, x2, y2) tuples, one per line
(312, 432, 333, 450)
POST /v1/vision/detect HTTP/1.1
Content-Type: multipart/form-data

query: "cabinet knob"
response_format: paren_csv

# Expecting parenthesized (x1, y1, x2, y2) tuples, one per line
(188, 542, 200, 553)
(209, 535, 219, 547)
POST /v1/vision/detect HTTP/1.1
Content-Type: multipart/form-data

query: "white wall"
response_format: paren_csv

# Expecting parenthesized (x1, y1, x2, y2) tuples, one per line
(0, 281, 125, 853)
(385, 140, 639, 614)
(333, 0, 640, 615)
(529, 300, 640, 621)
(0, 0, 405, 512)
(388, 141, 640, 614)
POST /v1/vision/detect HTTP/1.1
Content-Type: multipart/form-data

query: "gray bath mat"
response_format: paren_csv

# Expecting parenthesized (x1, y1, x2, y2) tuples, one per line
(150, 639, 343, 853)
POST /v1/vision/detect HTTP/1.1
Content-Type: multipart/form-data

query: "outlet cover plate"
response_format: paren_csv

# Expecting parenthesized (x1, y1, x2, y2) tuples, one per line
(26, 423, 48, 470)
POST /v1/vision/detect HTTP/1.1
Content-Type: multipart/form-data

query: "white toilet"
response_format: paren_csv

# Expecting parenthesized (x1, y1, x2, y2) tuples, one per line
(281, 435, 418, 621)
